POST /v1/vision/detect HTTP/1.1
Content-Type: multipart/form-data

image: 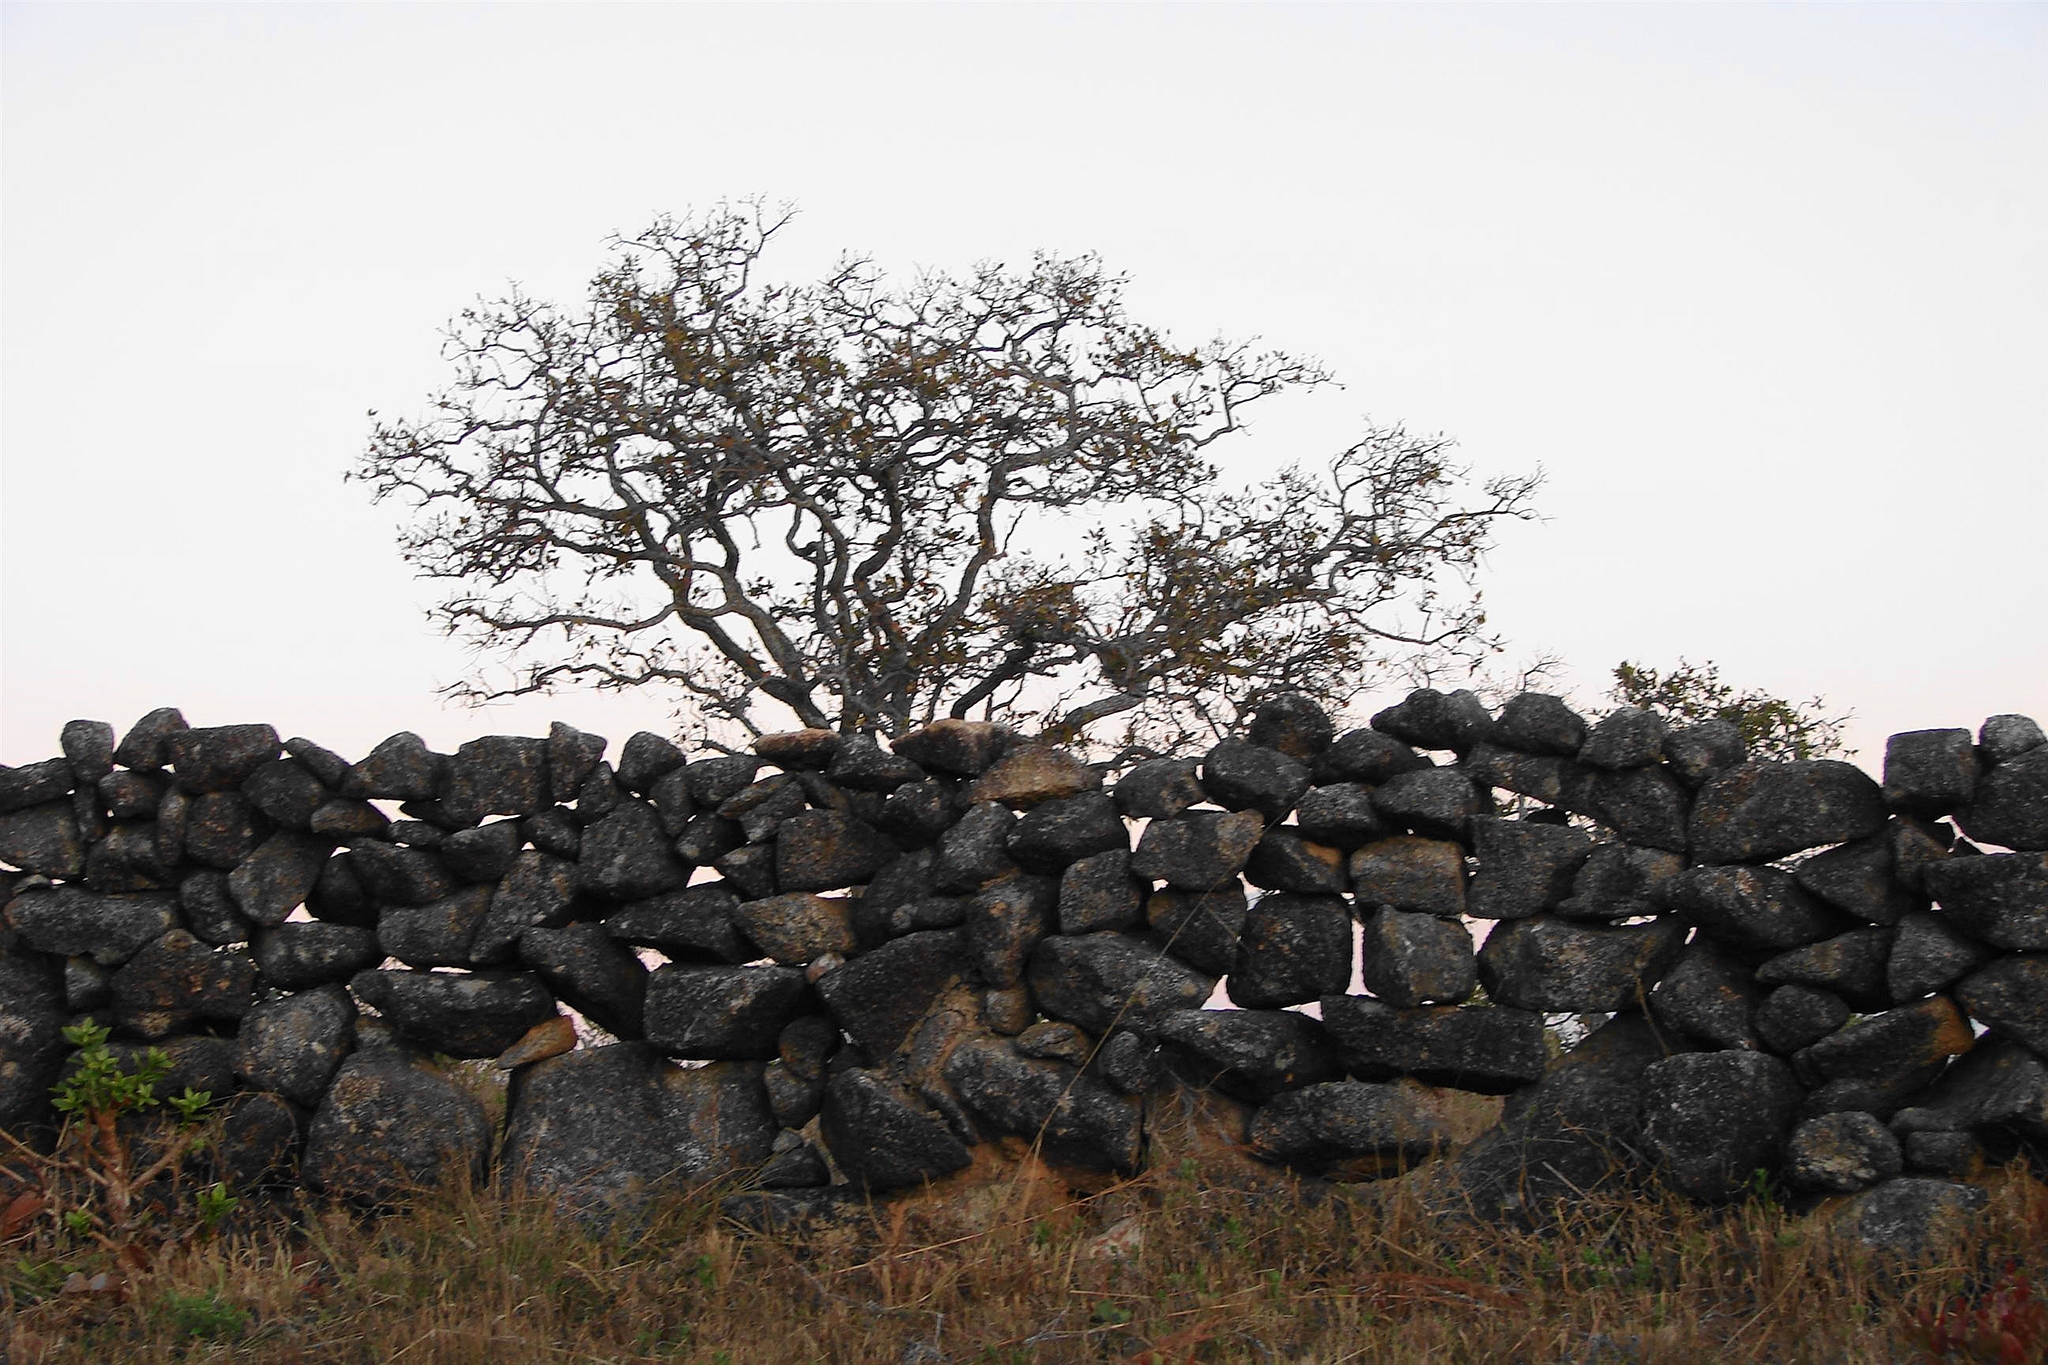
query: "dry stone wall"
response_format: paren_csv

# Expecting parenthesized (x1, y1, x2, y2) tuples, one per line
(2, 692, 2044, 1233)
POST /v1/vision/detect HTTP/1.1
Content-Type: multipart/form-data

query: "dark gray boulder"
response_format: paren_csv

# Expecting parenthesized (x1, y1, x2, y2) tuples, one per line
(1494, 692, 1587, 757)
(819, 1069, 973, 1191)
(244, 757, 332, 830)
(500, 1043, 775, 1220)
(944, 1037, 1142, 1172)
(237, 983, 357, 1107)
(472, 851, 579, 959)
(0, 945, 68, 1134)
(775, 809, 895, 892)
(1794, 826, 1928, 925)
(1924, 852, 2048, 951)
(1112, 758, 1206, 820)
(1589, 766, 1691, 853)
(223, 830, 332, 927)
(1026, 933, 1215, 1035)
(605, 884, 748, 962)
(1477, 916, 1686, 1013)
(964, 873, 1057, 989)
(1129, 809, 1265, 891)
(60, 718, 116, 785)
(443, 735, 551, 822)
(347, 839, 456, 906)
(875, 780, 957, 850)
(1663, 865, 1848, 953)
(1640, 1050, 1801, 1202)
(931, 801, 1020, 892)
(825, 736, 924, 794)
(1349, 836, 1466, 917)
(1057, 849, 1144, 935)
(1882, 729, 1978, 817)
(1371, 688, 1493, 755)
(1831, 1177, 1989, 1261)
(439, 820, 525, 883)
(349, 968, 558, 1058)
(1243, 829, 1348, 894)
(379, 885, 496, 968)
(4, 884, 177, 964)
(182, 869, 258, 944)
(1229, 892, 1354, 1008)
(1144, 885, 1248, 976)
(1357, 906, 1477, 1008)
(1955, 746, 2048, 852)
(1794, 995, 1977, 1087)
(1755, 985, 1852, 1055)
(254, 922, 383, 990)
(168, 724, 281, 794)
(1318, 995, 1548, 1094)
(1887, 911, 1993, 1002)
(1910, 1036, 2048, 1141)
(1006, 792, 1127, 874)
(1371, 767, 1485, 841)
(1154, 1008, 1342, 1102)
(182, 792, 267, 868)
(1648, 941, 1762, 1050)
(1293, 783, 1387, 850)
(1578, 708, 1668, 771)
(1663, 720, 1747, 787)
(1784, 1111, 1902, 1193)
(0, 801, 85, 878)
(644, 963, 810, 1060)
(1956, 955, 2048, 1055)
(1316, 728, 1429, 786)
(217, 1091, 306, 1189)
(1555, 843, 1683, 921)
(1466, 817, 1593, 920)
(112, 706, 190, 773)
(108, 929, 255, 1039)
(1199, 740, 1310, 821)
(1248, 1081, 1449, 1173)
(518, 922, 649, 1039)
(1245, 692, 1337, 763)
(891, 719, 1011, 778)
(1690, 761, 1888, 865)
(733, 892, 856, 965)
(579, 799, 688, 901)
(1756, 928, 1894, 1012)
(344, 732, 447, 801)
(815, 930, 967, 1059)
(303, 1052, 491, 1206)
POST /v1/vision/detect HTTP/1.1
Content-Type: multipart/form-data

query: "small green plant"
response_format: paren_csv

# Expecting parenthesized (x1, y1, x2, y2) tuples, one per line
(155, 1287, 250, 1342)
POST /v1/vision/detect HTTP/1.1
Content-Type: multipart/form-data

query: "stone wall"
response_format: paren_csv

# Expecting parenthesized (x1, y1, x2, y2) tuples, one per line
(2, 693, 2043, 1228)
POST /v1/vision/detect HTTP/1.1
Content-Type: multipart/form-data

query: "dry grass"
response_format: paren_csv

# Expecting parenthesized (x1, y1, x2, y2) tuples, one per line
(3, 1099, 2043, 1365)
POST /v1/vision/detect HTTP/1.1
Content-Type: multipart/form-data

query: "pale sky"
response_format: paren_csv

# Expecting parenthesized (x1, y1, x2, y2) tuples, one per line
(4, 2, 2043, 770)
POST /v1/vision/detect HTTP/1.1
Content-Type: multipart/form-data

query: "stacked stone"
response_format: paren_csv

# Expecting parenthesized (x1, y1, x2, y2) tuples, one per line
(1, 694, 2042, 1231)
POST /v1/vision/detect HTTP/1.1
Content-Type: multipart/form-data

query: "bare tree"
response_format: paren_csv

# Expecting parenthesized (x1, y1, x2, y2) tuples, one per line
(356, 202, 1540, 755)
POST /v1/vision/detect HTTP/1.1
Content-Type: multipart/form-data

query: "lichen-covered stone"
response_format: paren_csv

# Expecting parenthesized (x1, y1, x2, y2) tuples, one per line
(1144, 885, 1248, 976)
(1230, 892, 1354, 1008)
(1756, 927, 1895, 1012)
(1578, 708, 1668, 771)
(0, 945, 67, 1133)
(1784, 1111, 1903, 1193)
(1371, 767, 1485, 841)
(227, 830, 333, 927)
(819, 1069, 973, 1191)
(5, 884, 177, 964)
(1882, 729, 1978, 817)
(470, 851, 578, 959)
(965, 873, 1057, 989)
(1242, 830, 1347, 895)
(379, 884, 496, 969)
(108, 929, 256, 1038)
(0, 801, 84, 878)
(1371, 688, 1493, 754)
(1316, 729, 1430, 786)
(1648, 940, 1762, 1050)
(1663, 865, 1847, 953)
(891, 719, 1011, 777)
(1357, 906, 1476, 1008)
(303, 1051, 492, 1206)
(167, 724, 281, 794)
(1349, 835, 1466, 917)
(1154, 1008, 1342, 1101)
(816, 930, 967, 1059)
(1249, 1081, 1448, 1173)
(580, 799, 689, 901)
(944, 1038, 1142, 1172)
(644, 963, 809, 1059)
(1887, 911, 1994, 1003)
(347, 839, 456, 907)
(604, 883, 747, 962)
(1466, 817, 1593, 920)
(1318, 995, 1548, 1094)
(1755, 985, 1852, 1055)
(1111, 757, 1206, 820)
(1831, 1177, 1989, 1262)
(1026, 933, 1215, 1035)
(1201, 740, 1311, 821)
(1057, 849, 1144, 935)
(1955, 955, 2048, 1055)
(1640, 1051, 1802, 1203)
(237, 983, 356, 1107)
(518, 922, 649, 1040)
(1954, 746, 2048, 852)
(1924, 852, 2048, 951)
(1476, 916, 1686, 1013)
(1006, 792, 1127, 874)
(1130, 809, 1265, 891)
(254, 921, 382, 990)
(1494, 692, 1587, 757)
(1690, 761, 1888, 864)
(1245, 692, 1338, 763)
(350, 968, 558, 1058)
(931, 801, 1019, 892)
(1555, 843, 1683, 921)
(734, 892, 857, 965)
(1793, 826, 1928, 925)
(1292, 783, 1386, 850)
(1589, 765, 1691, 853)
(1793, 995, 1976, 1086)
(966, 746, 1100, 808)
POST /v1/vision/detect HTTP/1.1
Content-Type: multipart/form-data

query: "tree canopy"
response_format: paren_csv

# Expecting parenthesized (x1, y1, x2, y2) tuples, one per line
(1610, 658, 1852, 761)
(357, 203, 1540, 755)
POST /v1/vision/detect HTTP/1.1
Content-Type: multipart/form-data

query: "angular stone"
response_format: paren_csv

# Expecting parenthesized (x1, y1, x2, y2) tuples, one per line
(602, 885, 743, 963)
(109, 929, 255, 1039)
(183, 869, 257, 944)
(871, 779, 951, 850)
(763, 1061, 825, 1130)
(1785, 1111, 1903, 1193)
(1640, 1050, 1801, 1202)
(1006, 791, 1126, 874)
(1478, 916, 1686, 1013)
(1795, 995, 1976, 1085)
(0, 759, 76, 814)
(4, 884, 177, 964)
(1371, 688, 1494, 754)
(1460, 743, 1590, 810)
(462, 851, 576, 961)
(1590, 765, 1691, 853)
(1230, 892, 1354, 1008)
(1883, 729, 1977, 817)
(1293, 783, 1386, 850)
(1912, 1036, 2048, 1141)
(848, 849, 953, 946)
(1109, 757, 1203, 820)
(98, 769, 166, 819)
(667, 813, 738, 865)
(1242, 830, 1347, 895)
(1887, 911, 1994, 1003)
(519, 922, 649, 1039)
(1316, 728, 1430, 786)
(218, 1091, 306, 1189)
(110, 706, 190, 772)
(1249, 1081, 1448, 1172)
(437, 820, 524, 883)
(1756, 985, 1851, 1054)
(223, 830, 331, 928)
(1555, 843, 1683, 921)
(1349, 835, 1465, 917)
(1980, 714, 2045, 763)
(644, 963, 809, 1060)
(825, 735, 924, 793)
(1466, 817, 1593, 920)
(0, 801, 84, 878)
(61, 718, 116, 785)
(1012, 1020, 1092, 1065)
(931, 801, 1019, 892)
(1201, 740, 1311, 821)
(966, 746, 1100, 808)
(1494, 692, 1587, 757)
(1244, 692, 1337, 762)
(733, 893, 855, 965)
(942, 1037, 1143, 1171)
(1155, 1008, 1341, 1101)
(0, 946, 67, 1132)
(347, 839, 455, 907)
(1794, 827, 1927, 925)
(442, 735, 551, 822)
(167, 724, 281, 794)
(243, 757, 331, 831)
(64, 956, 110, 1012)
(678, 755, 757, 809)
(1756, 928, 1893, 1012)
(304, 1052, 491, 1205)
(719, 775, 807, 843)
(820, 1068, 974, 1191)
(282, 736, 353, 789)
(1956, 955, 2048, 1054)
(342, 733, 444, 801)
(580, 799, 688, 901)
(1026, 933, 1215, 1035)
(1130, 809, 1265, 892)
(1371, 767, 1485, 842)
(1831, 1177, 1988, 1262)
(496, 1015, 578, 1069)
(390, 818, 448, 848)
(349, 968, 558, 1058)
(891, 719, 1011, 777)
(1664, 865, 1847, 953)
(1924, 852, 2048, 950)
(1690, 760, 1888, 865)
(746, 728, 839, 773)
(1057, 849, 1144, 936)
(1648, 941, 1762, 1050)
(1578, 708, 1668, 771)
(255, 922, 382, 990)
(1357, 906, 1476, 1008)
(309, 798, 389, 839)
(1145, 885, 1248, 976)
(765, 809, 887, 893)
(965, 873, 1056, 989)
(237, 983, 356, 1107)
(538, 722, 606, 804)
(1318, 995, 1548, 1094)
(815, 930, 966, 1059)
(1663, 720, 1748, 787)
(379, 884, 495, 968)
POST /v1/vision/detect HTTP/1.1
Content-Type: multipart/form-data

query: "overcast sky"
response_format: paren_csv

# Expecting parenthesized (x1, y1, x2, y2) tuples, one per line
(3, 2, 2042, 771)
